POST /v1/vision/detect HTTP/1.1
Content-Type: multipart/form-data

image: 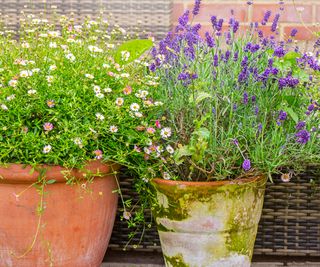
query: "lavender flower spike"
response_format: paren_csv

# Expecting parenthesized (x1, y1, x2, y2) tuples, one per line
(242, 159, 251, 171)
(192, 0, 201, 16)
(295, 130, 311, 144)
(271, 13, 280, 32)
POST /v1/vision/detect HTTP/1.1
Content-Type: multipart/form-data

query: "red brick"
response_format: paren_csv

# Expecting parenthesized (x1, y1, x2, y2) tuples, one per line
(316, 5, 320, 23)
(283, 25, 316, 41)
(253, 4, 313, 23)
(172, 3, 185, 23)
(186, 3, 249, 23)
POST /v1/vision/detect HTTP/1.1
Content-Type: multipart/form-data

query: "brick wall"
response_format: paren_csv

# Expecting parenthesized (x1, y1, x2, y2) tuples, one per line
(172, 0, 320, 41)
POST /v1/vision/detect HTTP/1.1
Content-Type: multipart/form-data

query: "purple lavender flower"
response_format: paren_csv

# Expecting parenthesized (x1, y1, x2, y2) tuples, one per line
(149, 63, 156, 72)
(295, 130, 311, 144)
(192, 0, 201, 16)
(290, 28, 298, 37)
(242, 159, 251, 171)
(271, 13, 280, 32)
(252, 95, 256, 102)
(213, 54, 219, 67)
(274, 46, 285, 57)
(243, 91, 249, 104)
(211, 16, 217, 28)
(255, 106, 259, 115)
(262, 10, 272, 25)
(233, 52, 239, 61)
(258, 123, 262, 132)
(258, 30, 263, 38)
(178, 10, 190, 27)
(295, 121, 306, 130)
(216, 19, 224, 32)
(278, 110, 287, 121)
(232, 20, 240, 33)
(278, 75, 299, 89)
(233, 103, 237, 110)
(307, 104, 315, 111)
(233, 138, 239, 146)
(241, 56, 248, 67)
(225, 50, 231, 61)
(205, 32, 215, 48)
(247, 1, 253, 5)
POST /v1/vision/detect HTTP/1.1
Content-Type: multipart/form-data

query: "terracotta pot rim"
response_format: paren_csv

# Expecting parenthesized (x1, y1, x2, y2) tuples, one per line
(0, 160, 120, 184)
(152, 173, 267, 187)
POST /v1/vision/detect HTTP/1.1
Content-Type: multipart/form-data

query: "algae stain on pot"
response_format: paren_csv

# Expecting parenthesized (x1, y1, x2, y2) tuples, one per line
(152, 176, 267, 267)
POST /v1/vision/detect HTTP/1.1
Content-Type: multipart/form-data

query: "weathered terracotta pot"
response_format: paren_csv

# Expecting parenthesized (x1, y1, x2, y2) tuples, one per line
(0, 161, 119, 267)
(151, 174, 267, 267)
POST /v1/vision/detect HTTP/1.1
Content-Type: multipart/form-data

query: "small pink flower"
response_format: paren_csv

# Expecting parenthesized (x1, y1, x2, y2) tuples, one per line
(123, 211, 131, 220)
(123, 85, 132, 95)
(108, 71, 115, 77)
(134, 145, 141, 152)
(146, 127, 155, 134)
(155, 120, 161, 129)
(43, 122, 54, 132)
(93, 149, 103, 159)
(47, 99, 55, 108)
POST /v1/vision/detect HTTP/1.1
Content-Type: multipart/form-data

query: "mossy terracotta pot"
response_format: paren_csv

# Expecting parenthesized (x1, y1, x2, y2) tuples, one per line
(151, 174, 267, 267)
(0, 161, 119, 267)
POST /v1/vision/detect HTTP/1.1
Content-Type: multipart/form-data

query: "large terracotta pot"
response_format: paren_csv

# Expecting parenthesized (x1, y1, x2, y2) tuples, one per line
(151, 174, 267, 267)
(0, 160, 119, 267)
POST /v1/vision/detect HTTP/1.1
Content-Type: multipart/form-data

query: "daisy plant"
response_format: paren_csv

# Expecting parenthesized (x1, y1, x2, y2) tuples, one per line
(0, 13, 161, 188)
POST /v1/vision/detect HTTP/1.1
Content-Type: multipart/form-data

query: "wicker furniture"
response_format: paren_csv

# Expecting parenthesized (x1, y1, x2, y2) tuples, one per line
(0, 0, 173, 39)
(110, 167, 320, 257)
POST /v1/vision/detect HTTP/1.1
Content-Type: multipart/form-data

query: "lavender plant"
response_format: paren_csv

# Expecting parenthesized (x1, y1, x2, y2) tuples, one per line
(142, 1, 319, 182)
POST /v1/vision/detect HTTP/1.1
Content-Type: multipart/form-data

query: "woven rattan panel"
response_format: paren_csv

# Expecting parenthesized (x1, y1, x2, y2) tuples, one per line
(0, 0, 172, 38)
(109, 166, 320, 256)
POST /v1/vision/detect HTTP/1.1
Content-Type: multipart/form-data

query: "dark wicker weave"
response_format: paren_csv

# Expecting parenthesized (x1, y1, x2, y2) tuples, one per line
(0, 0, 172, 38)
(109, 166, 320, 256)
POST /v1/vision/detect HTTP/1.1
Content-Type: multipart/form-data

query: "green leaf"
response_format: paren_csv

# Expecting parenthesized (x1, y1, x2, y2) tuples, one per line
(193, 127, 210, 139)
(284, 107, 299, 123)
(114, 39, 153, 64)
(284, 51, 300, 61)
(193, 92, 213, 104)
(46, 179, 56, 184)
(174, 146, 192, 165)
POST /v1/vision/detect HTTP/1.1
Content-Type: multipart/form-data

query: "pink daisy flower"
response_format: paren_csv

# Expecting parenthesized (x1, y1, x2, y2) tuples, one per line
(43, 122, 54, 132)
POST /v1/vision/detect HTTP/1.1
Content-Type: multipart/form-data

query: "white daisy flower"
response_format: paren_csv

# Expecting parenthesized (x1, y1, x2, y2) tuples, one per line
(32, 68, 40, 73)
(85, 73, 94, 79)
(49, 65, 57, 71)
(154, 101, 164, 106)
(65, 53, 76, 62)
(73, 137, 83, 148)
(1, 104, 8, 110)
(21, 42, 30, 48)
(106, 43, 115, 49)
(166, 145, 175, 154)
(20, 70, 33, 78)
(95, 93, 104, 99)
(130, 103, 140, 112)
(88, 45, 103, 53)
(46, 76, 54, 83)
(93, 85, 101, 94)
(163, 172, 171, 180)
(102, 63, 111, 69)
(48, 31, 60, 38)
(8, 80, 18, 87)
(95, 113, 105, 121)
(6, 94, 15, 101)
(103, 88, 112, 93)
(39, 33, 48, 38)
(27, 89, 37, 95)
(121, 51, 130, 61)
(135, 112, 143, 118)
(120, 73, 130, 78)
(110, 125, 118, 133)
(115, 98, 124, 106)
(43, 145, 52, 154)
(161, 127, 172, 139)
(144, 147, 151, 155)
